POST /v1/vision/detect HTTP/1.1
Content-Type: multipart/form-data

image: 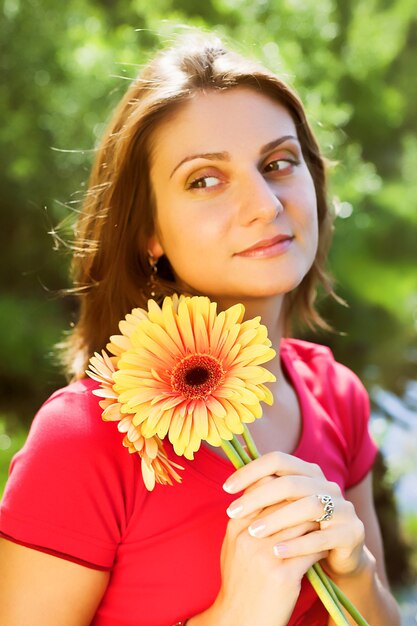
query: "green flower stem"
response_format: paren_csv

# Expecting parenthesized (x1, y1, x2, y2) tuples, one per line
(221, 435, 368, 626)
(312, 562, 340, 606)
(313, 564, 370, 625)
(220, 439, 245, 468)
(242, 424, 260, 459)
(306, 567, 350, 626)
(230, 435, 252, 464)
(325, 573, 370, 626)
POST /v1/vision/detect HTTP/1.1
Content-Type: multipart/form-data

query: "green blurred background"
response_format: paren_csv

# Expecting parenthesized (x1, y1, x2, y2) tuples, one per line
(1, 0, 416, 617)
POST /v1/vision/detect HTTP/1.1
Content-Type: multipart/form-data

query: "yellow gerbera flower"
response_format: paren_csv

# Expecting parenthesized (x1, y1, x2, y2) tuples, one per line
(87, 351, 183, 490)
(112, 295, 276, 460)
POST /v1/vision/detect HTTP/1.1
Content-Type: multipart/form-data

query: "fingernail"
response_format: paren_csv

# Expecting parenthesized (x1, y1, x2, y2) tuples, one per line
(223, 479, 236, 493)
(273, 544, 289, 557)
(226, 503, 243, 518)
(248, 521, 266, 537)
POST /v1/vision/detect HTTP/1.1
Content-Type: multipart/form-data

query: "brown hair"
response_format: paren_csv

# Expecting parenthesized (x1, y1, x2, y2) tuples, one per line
(62, 32, 336, 379)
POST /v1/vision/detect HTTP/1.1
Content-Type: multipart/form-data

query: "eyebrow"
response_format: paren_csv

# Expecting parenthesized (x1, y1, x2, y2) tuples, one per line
(169, 134, 299, 179)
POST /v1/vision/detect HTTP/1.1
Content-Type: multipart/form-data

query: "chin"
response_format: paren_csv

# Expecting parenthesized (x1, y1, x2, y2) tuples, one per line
(243, 276, 307, 299)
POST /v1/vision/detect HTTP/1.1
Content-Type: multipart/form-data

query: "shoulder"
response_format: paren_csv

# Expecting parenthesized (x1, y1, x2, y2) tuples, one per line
(33, 377, 103, 428)
(24, 378, 121, 453)
(281, 338, 368, 405)
(282, 339, 377, 487)
(281, 338, 333, 369)
(1, 380, 142, 567)
(7, 377, 140, 490)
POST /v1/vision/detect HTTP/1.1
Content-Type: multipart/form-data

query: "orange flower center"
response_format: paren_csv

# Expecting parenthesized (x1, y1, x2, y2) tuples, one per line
(171, 354, 225, 399)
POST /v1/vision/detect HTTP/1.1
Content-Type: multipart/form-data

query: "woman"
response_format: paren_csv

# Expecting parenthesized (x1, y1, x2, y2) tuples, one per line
(0, 32, 401, 625)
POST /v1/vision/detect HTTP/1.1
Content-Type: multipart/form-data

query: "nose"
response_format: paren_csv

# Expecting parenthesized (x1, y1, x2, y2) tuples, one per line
(239, 170, 283, 225)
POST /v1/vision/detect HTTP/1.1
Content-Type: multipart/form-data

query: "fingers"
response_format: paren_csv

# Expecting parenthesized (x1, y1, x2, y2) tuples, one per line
(224, 515, 328, 573)
(244, 495, 327, 537)
(225, 503, 321, 560)
(272, 528, 342, 559)
(289, 551, 330, 577)
(226, 474, 341, 520)
(233, 498, 365, 577)
(223, 451, 324, 494)
(265, 521, 319, 545)
(271, 518, 365, 568)
(221, 452, 366, 578)
(233, 492, 353, 541)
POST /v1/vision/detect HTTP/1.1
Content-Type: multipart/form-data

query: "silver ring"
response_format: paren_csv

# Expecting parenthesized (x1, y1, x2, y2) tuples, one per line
(315, 494, 334, 523)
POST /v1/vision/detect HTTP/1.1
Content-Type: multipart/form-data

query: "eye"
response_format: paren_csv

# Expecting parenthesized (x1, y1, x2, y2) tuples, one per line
(187, 175, 221, 190)
(264, 157, 299, 174)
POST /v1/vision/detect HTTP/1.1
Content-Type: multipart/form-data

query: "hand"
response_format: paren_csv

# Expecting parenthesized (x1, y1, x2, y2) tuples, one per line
(222, 451, 366, 579)
(195, 453, 337, 626)
(204, 505, 327, 626)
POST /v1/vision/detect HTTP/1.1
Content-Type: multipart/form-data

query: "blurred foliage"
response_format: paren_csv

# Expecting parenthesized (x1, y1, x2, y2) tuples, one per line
(402, 513, 417, 575)
(1, 0, 416, 589)
(372, 452, 413, 586)
(0, 417, 27, 499)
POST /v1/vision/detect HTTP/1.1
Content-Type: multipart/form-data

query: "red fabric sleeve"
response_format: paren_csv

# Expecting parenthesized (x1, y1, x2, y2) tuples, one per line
(283, 340, 378, 491)
(0, 379, 140, 568)
(328, 360, 378, 489)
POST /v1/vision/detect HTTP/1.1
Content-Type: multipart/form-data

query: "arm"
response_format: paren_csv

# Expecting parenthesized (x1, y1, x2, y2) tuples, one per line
(0, 538, 109, 626)
(326, 472, 400, 626)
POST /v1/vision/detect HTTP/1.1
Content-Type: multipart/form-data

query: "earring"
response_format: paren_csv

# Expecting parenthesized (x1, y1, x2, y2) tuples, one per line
(147, 252, 159, 298)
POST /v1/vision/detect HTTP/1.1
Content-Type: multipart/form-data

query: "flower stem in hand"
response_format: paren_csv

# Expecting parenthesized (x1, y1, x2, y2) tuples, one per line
(306, 567, 350, 626)
(230, 434, 252, 464)
(221, 439, 245, 468)
(242, 424, 260, 459)
(325, 570, 370, 626)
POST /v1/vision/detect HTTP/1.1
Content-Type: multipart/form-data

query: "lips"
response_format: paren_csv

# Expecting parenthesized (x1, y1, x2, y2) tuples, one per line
(236, 234, 294, 255)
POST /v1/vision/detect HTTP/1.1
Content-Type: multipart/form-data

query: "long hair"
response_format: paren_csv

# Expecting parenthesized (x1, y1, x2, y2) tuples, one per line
(61, 32, 336, 379)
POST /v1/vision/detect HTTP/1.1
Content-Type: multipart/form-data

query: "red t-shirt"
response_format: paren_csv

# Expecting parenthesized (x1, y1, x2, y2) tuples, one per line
(0, 339, 378, 626)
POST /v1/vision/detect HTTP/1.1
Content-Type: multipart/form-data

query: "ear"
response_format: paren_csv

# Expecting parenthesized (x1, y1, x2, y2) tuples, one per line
(147, 234, 164, 260)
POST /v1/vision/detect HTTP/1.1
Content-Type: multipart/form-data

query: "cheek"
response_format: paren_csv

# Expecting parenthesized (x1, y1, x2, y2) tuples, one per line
(302, 177, 319, 230)
(294, 185, 319, 257)
(161, 203, 228, 250)
(293, 189, 318, 233)
(309, 202, 319, 236)
(156, 209, 213, 273)
(309, 211, 319, 256)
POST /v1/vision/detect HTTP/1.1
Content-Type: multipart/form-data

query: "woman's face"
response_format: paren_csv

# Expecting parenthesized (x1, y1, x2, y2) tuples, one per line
(148, 87, 318, 309)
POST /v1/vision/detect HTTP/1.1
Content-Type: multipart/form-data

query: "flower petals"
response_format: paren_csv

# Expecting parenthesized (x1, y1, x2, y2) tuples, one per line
(87, 294, 276, 490)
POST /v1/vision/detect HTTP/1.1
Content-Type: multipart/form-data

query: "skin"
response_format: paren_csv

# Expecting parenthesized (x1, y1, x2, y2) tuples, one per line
(0, 539, 109, 625)
(0, 88, 400, 625)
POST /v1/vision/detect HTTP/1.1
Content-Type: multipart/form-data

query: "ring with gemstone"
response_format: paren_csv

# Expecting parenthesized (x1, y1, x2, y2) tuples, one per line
(315, 494, 335, 523)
